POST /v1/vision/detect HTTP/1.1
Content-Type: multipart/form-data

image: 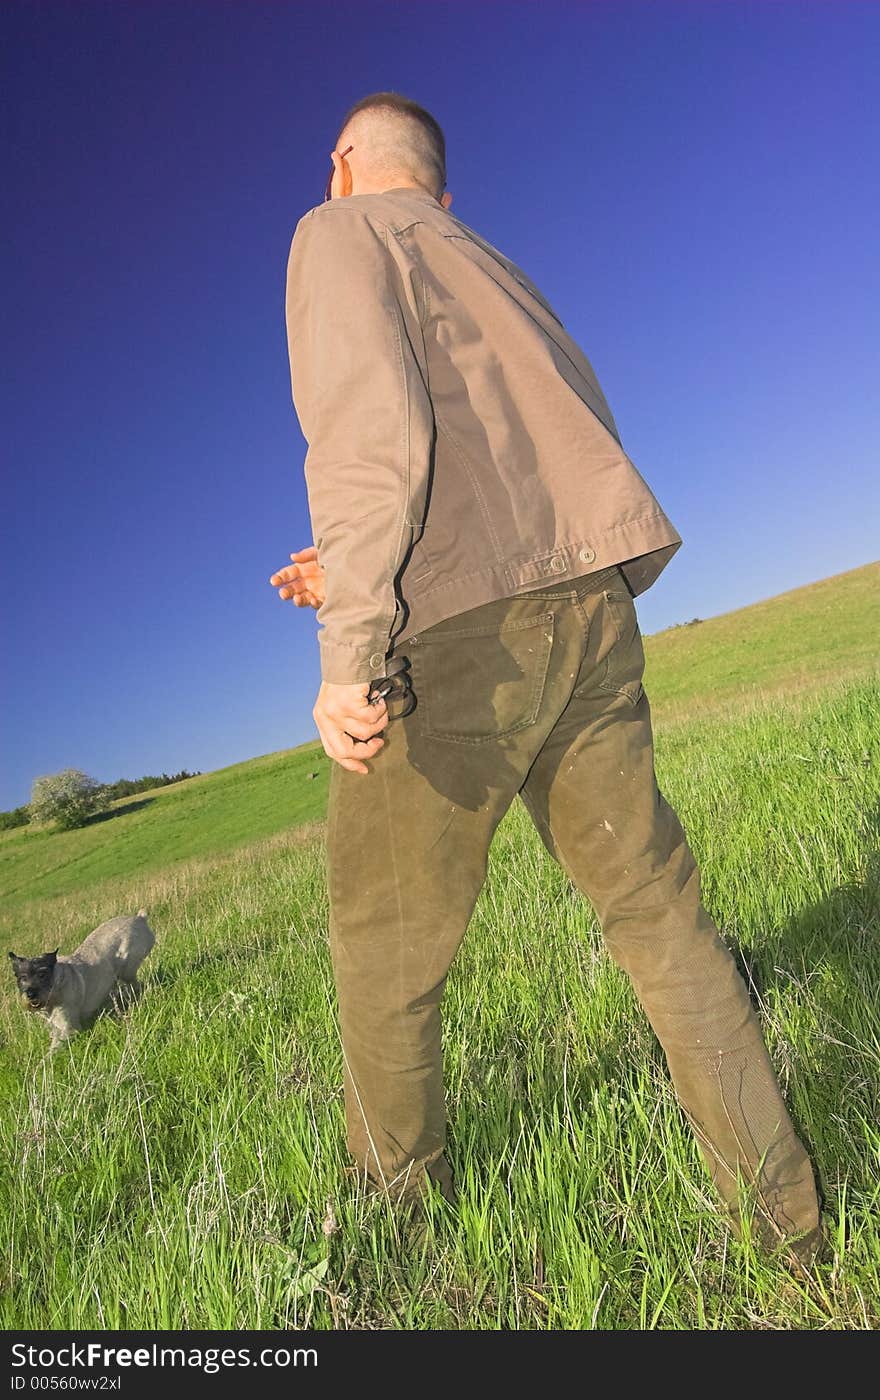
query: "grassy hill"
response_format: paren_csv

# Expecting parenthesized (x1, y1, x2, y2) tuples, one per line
(1, 561, 878, 1330)
(2, 560, 877, 912)
(643, 559, 879, 716)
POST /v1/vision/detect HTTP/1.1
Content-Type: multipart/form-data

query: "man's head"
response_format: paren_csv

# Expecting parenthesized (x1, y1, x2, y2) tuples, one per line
(326, 91, 453, 209)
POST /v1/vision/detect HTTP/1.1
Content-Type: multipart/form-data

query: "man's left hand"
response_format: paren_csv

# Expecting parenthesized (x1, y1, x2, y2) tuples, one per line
(314, 681, 388, 775)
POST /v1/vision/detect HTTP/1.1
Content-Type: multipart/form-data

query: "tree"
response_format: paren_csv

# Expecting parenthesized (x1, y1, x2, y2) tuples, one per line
(29, 769, 110, 831)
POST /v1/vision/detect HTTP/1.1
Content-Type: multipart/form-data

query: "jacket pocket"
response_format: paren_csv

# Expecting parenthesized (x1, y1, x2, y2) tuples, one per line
(408, 610, 555, 744)
(597, 588, 646, 707)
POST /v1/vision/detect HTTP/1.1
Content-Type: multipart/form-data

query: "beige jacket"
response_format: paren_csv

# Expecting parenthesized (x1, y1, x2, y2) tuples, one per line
(285, 186, 682, 685)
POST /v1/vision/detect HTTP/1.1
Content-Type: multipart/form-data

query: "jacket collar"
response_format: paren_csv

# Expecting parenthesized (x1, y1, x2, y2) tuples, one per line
(380, 186, 441, 205)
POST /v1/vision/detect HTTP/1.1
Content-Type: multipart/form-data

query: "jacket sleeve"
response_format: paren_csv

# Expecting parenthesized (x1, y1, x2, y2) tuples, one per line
(284, 204, 435, 685)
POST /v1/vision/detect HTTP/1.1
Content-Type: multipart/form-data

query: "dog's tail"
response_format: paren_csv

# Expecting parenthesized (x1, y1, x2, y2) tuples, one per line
(137, 907, 148, 918)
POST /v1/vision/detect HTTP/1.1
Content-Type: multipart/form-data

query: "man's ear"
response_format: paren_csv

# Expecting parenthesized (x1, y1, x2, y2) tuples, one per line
(440, 190, 453, 210)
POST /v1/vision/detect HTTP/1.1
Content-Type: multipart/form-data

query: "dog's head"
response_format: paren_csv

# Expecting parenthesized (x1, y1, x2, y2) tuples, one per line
(7, 950, 59, 1010)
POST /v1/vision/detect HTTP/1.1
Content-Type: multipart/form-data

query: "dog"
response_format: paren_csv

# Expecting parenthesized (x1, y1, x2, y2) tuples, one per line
(8, 908, 155, 1050)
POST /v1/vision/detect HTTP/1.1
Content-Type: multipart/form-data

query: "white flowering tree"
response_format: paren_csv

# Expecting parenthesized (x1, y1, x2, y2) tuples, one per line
(29, 769, 110, 831)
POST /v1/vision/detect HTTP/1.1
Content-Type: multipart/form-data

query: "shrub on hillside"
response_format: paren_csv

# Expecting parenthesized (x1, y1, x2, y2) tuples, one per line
(102, 769, 202, 800)
(1, 768, 204, 829)
(29, 769, 110, 831)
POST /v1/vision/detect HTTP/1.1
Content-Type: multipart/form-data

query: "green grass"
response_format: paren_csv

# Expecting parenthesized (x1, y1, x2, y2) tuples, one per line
(0, 746, 328, 909)
(1, 564, 878, 1329)
(643, 559, 880, 717)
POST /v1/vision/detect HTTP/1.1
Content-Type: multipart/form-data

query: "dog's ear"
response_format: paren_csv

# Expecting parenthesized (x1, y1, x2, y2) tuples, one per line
(8, 951, 21, 963)
(48, 949, 59, 964)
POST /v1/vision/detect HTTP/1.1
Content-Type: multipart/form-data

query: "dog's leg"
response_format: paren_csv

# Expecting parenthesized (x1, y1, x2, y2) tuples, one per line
(47, 1010, 78, 1052)
(112, 976, 142, 1011)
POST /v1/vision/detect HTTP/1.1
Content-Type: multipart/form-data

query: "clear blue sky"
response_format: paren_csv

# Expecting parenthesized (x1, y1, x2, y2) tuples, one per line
(2, 0, 877, 810)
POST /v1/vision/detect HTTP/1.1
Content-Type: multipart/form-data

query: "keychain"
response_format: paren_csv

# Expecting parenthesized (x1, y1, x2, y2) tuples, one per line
(365, 655, 416, 721)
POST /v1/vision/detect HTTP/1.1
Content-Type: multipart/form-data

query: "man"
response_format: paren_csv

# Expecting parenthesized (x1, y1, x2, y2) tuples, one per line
(274, 91, 822, 1266)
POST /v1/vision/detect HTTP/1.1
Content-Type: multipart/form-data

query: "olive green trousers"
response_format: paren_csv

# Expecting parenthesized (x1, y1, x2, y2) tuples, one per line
(325, 565, 820, 1244)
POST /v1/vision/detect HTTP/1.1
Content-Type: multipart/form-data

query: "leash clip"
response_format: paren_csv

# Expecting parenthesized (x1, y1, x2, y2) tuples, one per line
(366, 654, 416, 718)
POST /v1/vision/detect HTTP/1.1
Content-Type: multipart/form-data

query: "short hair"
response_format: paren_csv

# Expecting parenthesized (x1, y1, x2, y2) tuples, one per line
(335, 91, 447, 198)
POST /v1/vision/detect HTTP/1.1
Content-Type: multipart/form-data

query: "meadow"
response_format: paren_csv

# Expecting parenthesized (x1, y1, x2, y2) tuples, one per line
(1, 561, 878, 1330)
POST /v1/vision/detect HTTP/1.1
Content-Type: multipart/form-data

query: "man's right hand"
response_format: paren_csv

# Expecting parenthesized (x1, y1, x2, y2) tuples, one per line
(269, 545, 326, 609)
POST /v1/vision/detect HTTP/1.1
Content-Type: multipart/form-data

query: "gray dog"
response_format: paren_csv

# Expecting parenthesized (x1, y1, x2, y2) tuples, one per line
(8, 909, 155, 1050)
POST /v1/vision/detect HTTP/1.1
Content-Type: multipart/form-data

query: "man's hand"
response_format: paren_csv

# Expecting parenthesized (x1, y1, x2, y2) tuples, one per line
(271, 549, 387, 773)
(269, 546, 326, 609)
(314, 680, 388, 775)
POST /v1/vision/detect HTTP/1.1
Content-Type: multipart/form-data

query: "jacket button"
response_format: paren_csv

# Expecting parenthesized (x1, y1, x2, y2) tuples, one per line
(550, 555, 566, 572)
(369, 653, 384, 669)
(579, 546, 596, 563)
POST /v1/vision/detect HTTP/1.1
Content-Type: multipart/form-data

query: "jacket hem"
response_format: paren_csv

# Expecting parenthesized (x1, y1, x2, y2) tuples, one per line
(391, 515, 682, 649)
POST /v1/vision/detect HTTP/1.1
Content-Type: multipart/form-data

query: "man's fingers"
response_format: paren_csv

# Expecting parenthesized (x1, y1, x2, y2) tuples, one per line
(270, 559, 320, 585)
(270, 563, 300, 586)
(330, 704, 387, 741)
(317, 715, 386, 748)
(343, 720, 387, 742)
(315, 721, 382, 775)
(289, 549, 324, 578)
(270, 565, 319, 604)
(342, 731, 385, 751)
(350, 697, 388, 723)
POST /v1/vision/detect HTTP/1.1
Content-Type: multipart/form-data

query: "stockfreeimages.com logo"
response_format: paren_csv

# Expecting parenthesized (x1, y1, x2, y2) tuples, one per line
(10, 1343, 317, 1376)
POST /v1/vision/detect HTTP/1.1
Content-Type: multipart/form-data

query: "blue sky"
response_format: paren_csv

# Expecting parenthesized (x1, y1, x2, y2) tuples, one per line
(2, 0, 877, 810)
